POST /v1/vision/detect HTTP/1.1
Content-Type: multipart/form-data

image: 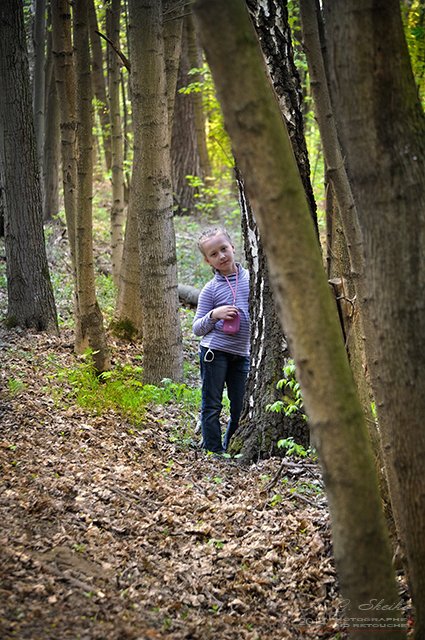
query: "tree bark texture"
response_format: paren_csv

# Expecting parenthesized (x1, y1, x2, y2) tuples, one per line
(74, 0, 110, 373)
(230, 169, 309, 464)
(247, 0, 317, 222)
(171, 16, 203, 216)
(106, 0, 125, 285)
(298, 0, 396, 547)
(324, 0, 425, 633)
(193, 1, 404, 635)
(0, 0, 58, 334)
(128, 0, 183, 384)
(230, 0, 314, 461)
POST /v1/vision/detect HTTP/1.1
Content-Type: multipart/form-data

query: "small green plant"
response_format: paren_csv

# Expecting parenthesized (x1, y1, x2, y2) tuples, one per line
(48, 352, 202, 436)
(7, 376, 26, 395)
(277, 436, 317, 461)
(267, 360, 307, 421)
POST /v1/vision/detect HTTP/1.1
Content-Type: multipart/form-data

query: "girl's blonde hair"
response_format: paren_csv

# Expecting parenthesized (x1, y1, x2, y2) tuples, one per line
(197, 227, 232, 255)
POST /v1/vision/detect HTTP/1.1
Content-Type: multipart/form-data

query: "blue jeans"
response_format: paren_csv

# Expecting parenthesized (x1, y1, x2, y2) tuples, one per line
(199, 346, 250, 453)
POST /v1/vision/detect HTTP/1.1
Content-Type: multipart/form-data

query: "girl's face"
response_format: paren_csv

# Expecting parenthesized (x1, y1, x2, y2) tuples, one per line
(201, 233, 236, 275)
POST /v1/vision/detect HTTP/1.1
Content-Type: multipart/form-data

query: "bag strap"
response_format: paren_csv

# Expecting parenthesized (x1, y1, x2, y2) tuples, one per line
(224, 269, 238, 305)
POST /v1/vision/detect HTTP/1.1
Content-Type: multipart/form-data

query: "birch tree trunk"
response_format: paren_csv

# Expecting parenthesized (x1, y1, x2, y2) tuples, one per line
(0, 0, 58, 334)
(193, 0, 404, 635)
(230, 0, 314, 460)
(74, 0, 110, 374)
(128, 0, 183, 384)
(324, 0, 425, 633)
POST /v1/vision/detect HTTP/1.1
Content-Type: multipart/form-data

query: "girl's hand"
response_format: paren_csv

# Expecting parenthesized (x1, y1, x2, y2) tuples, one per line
(212, 305, 239, 320)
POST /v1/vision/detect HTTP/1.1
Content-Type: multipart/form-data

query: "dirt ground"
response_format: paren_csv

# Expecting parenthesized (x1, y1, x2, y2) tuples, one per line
(0, 328, 412, 639)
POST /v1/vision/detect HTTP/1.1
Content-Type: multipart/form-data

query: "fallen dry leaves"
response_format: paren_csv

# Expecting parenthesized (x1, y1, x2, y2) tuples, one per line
(0, 328, 411, 639)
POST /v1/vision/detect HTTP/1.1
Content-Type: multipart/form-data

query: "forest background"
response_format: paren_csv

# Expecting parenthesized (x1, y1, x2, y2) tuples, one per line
(1, 0, 425, 639)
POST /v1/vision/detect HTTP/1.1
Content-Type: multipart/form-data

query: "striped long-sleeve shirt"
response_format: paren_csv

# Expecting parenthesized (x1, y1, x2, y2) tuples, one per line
(192, 264, 250, 356)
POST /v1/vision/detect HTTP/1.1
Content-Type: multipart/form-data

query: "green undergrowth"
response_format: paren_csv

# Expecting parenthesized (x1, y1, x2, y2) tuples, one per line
(46, 351, 202, 446)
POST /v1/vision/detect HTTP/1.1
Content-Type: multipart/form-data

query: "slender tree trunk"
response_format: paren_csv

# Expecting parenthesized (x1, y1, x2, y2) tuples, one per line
(112, 190, 143, 340)
(51, 0, 83, 346)
(106, 0, 125, 285)
(128, 0, 183, 384)
(171, 16, 203, 216)
(88, 0, 112, 174)
(74, 0, 110, 374)
(32, 0, 46, 188)
(324, 1, 425, 633)
(43, 5, 60, 223)
(164, 0, 184, 144)
(186, 12, 212, 180)
(0, 0, 58, 334)
(193, 1, 405, 636)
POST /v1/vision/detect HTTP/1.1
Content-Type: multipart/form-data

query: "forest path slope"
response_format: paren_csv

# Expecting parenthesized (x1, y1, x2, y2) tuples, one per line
(1, 328, 348, 639)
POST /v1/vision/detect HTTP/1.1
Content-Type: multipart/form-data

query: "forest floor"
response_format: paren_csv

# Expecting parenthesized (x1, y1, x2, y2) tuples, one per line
(0, 326, 414, 640)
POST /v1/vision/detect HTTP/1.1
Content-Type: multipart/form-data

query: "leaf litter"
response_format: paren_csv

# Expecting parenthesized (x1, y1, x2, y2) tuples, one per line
(0, 328, 411, 639)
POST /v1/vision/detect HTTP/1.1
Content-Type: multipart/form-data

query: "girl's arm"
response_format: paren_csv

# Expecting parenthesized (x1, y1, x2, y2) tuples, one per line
(192, 284, 218, 336)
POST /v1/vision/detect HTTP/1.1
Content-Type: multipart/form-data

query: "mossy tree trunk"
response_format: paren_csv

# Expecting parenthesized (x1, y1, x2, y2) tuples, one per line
(193, 0, 404, 635)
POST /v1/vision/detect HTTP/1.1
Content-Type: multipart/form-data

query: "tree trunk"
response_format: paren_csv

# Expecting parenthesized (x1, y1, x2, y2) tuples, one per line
(32, 0, 46, 189)
(106, 0, 125, 285)
(113, 0, 184, 340)
(51, 0, 83, 346)
(186, 12, 212, 180)
(74, 0, 110, 374)
(43, 5, 60, 223)
(324, 0, 425, 633)
(112, 188, 143, 341)
(298, 0, 396, 548)
(88, 0, 112, 174)
(128, 0, 183, 384)
(164, 0, 184, 144)
(229, 169, 309, 464)
(171, 16, 203, 216)
(229, 0, 314, 461)
(0, 0, 58, 334)
(193, 0, 405, 635)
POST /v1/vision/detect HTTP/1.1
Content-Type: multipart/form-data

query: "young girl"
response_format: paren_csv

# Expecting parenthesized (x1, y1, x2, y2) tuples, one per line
(193, 227, 250, 455)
